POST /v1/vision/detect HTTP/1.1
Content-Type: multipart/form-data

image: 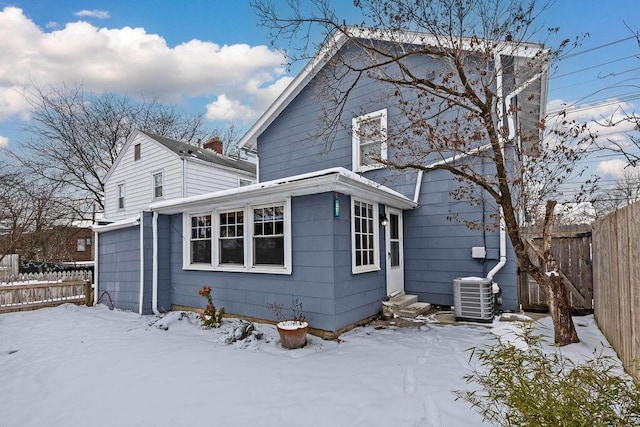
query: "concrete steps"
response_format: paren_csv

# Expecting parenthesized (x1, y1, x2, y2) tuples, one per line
(383, 293, 432, 319)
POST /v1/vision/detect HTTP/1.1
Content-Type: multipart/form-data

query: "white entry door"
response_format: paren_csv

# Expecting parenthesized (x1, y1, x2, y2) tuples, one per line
(385, 208, 404, 295)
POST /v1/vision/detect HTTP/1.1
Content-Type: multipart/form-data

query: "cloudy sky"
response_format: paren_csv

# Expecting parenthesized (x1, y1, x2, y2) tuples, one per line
(0, 0, 638, 184)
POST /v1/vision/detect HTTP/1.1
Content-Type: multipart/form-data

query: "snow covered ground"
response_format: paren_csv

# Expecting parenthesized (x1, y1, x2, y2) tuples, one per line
(0, 304, 622, 426)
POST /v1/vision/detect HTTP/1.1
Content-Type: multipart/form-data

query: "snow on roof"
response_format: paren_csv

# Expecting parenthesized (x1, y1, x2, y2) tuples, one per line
(150, 167, 417, 214)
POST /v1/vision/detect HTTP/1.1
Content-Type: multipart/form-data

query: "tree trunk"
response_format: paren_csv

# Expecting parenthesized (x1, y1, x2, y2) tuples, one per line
(540, 200, 579, 345)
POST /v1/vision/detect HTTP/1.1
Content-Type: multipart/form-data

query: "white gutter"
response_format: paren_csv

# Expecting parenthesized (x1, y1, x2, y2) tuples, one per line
(138, 212, 144, 315)
(93, 230, 99, 306)
(151, 211, 160, 315)
(93, 215, 140, 233)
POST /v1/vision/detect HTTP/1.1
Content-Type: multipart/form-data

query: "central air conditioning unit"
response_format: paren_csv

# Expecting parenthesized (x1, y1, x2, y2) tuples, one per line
(453, 277, 494, 322)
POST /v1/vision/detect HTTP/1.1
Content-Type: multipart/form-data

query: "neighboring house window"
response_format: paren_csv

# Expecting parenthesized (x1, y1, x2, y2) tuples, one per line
(134, 143, 141, 161)
(351, 198, 379, 273)
(219, 210, 244, 265)
(190, 214, 212, 264)
(253, 204, 284, 266)
(239, 178, 253, 187)
(352, 108, 387, 172)
(152, 172, 163, 199)
(86, 237, 91, 246)
(184, 199, 291, 274)
(77, 238, 85, 252)
(117, 184, 125, 210)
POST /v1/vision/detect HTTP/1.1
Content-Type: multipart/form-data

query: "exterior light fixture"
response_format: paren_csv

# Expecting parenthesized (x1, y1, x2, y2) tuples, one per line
(380, 214, 388, 227)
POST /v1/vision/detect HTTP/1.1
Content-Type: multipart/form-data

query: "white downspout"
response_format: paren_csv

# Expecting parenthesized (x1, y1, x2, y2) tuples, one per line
(152, 210, 160, 315)
(93, 230, 99, 306)
(487, 58, 547, 283)
(138, 212, 145, 315)
(487, 52, 507, 284)
(413, 170, 423, 204)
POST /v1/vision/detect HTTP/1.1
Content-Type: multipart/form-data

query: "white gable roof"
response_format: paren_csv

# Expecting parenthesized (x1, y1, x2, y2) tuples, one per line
(237, 26, 546, 152)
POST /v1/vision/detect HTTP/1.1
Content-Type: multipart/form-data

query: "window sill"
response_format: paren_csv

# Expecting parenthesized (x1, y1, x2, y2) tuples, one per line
(352, 265, 381, 275)
(354, 164, 385, 173)
(183, 264, 291, 275)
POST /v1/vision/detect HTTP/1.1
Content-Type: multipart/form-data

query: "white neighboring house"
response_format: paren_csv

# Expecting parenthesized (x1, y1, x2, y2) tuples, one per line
(103, 130, 256, 222)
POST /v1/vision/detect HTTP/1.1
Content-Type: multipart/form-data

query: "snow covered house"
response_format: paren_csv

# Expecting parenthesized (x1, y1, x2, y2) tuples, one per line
(94, 28, 548, 335)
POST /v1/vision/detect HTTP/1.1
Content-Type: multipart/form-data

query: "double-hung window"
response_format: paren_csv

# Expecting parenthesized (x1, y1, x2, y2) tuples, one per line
(219, 210, 244, 265)
(352, 108, 387, 172)
(190, 214, 212, 264)
(152, 172, 163, 199)
(253, 204, 285, 266)
(117, 184, 125, 210)
(351, 198, 379, 273)
(184, 199, 291, 274)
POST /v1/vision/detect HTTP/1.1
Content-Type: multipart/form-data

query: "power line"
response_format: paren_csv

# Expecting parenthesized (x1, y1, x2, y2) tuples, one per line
(557, 35, 638, 61)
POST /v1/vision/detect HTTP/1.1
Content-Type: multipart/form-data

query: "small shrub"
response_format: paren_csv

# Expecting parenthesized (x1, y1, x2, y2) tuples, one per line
(267, 297, 305, 322)
(225, 320, 263, 344)
(455, 327, 640, 426)
(197, 285, 224, 328)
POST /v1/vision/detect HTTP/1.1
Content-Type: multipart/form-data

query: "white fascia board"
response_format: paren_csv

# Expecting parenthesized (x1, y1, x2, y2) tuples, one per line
(93, 215, 140, 233)
(237, 31, 348, 152)
(150, 167, 416, 214)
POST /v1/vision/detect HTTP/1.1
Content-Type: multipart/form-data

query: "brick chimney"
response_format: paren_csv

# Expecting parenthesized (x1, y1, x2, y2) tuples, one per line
(203, 137, 223, 154)
(203, 136, 222, 154)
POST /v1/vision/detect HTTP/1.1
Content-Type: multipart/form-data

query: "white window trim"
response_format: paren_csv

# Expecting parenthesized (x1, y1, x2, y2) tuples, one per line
(351, 197, 380, 274)
(213, 208, 247, 270)
(182, 198, 292, 275)
(352, 108, 388, 172)
(187, 212, 213, 266)
(152, 171, 164, 200)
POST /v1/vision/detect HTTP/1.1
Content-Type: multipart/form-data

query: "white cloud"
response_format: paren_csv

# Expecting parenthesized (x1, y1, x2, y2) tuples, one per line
(206, 95, 254, 121)
(597, 159, 629, 179)
(0, 6, 288, 122)
(0, 135, 7, 147)
(546, 98, 638, 150)
(73, 10, 110, 19)
(45, 21, 59, 29)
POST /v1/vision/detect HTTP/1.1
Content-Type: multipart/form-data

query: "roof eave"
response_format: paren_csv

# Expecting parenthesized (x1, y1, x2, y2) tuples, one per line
(149, 168, 416, 215)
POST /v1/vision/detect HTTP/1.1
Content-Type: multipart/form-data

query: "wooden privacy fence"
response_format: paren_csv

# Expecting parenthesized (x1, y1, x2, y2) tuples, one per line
(0, 271, 93, 313)
(592, 202, 640, 383)
(518, 224, 593, 312)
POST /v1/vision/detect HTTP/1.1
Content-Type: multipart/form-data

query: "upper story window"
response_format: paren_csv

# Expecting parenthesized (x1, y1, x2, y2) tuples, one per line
(117, 184, 125, 210)
(152, 172, 163, 199)
(352, 108, 387, 172)
(134, 143, 141, 161)
(77, 238, 86, 252)
(239, 178, 253, 187)
(351, 198, 380, 274)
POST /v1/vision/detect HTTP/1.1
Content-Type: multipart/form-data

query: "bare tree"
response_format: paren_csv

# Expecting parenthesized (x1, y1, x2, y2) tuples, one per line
(0, 161, 70, 264)
(12, 84, 213, 219)
(253, 0, 602, 344)
(592, 168, 640, 216)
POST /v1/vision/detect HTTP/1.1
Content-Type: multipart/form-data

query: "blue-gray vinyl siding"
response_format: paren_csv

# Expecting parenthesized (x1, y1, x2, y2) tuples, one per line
(404, 168, 517, 310)
(167, 192, 387, 332)
(97, 224, 141, 312)
(255, 42, 518, 312)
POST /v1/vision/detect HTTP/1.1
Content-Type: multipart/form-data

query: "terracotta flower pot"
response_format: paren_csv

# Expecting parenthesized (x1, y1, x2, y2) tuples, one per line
(276, 320, 309, 349)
